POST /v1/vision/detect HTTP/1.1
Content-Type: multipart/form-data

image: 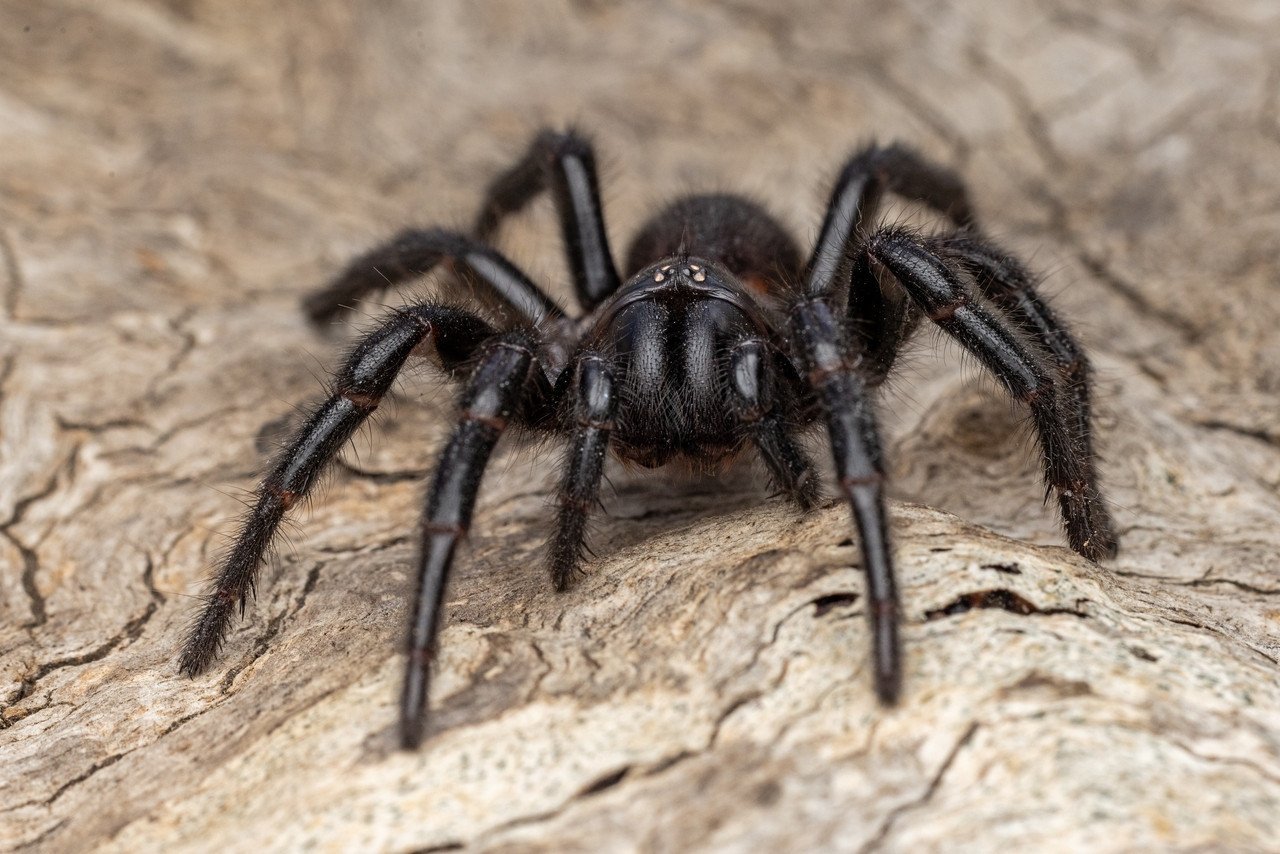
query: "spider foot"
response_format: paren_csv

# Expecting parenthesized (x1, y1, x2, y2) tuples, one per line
(1060, 486, 1119, 562)
(791, 466, 823, 511)
(550, 558, 587, 593)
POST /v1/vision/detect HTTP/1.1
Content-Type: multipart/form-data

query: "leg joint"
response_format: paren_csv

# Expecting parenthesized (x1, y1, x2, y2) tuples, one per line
(461, 411, 508, 431)
(339, 388, 381, 411)
(1017, 382, 1052, 405)
(558, 494, 594, 513)
(265, 482, 299, 510)
(576, 417, 614, 431)
(1062, 355, 1089, 383)
(927, 295, 968, 322)
(493, 341, 536, 360)
(840, 472, 884, 490)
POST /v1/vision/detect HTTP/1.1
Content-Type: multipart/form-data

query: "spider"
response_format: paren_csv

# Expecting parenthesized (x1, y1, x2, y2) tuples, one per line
(178, 129, 1117, 748)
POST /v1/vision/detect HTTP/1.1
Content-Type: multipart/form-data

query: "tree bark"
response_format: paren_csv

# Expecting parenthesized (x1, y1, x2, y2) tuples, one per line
(2, 1, 1278, 851)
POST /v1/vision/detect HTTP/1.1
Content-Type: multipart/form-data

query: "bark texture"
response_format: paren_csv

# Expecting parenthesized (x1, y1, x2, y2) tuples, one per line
(2, 1, 1279, 851)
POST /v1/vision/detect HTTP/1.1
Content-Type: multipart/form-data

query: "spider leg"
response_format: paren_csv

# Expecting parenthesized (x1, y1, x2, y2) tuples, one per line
(303, 228, 566, 326)
(178, 304, 497, 678)
(805, 143, 976, 299)
(473, 128, 622, 311)
(847, 250, 923, 387)
(727, 338, 821, 509)
(931, 236, 1117, 554)
(547, 354, 617, 591)
(401, 335, 541, 748)
(866, 229, 1117, 561)
(789, 298, 900, 703)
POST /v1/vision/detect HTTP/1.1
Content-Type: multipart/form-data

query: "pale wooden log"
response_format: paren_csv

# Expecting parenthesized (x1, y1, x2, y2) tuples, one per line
(1, 1, 1278, 851)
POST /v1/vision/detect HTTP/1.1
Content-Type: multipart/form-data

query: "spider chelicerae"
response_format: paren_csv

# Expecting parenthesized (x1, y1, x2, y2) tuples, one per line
(178, 129, 1118, 748)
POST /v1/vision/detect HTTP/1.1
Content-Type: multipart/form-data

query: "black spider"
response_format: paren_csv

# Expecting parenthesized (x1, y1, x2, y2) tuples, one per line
(178, 129, 1117, 748)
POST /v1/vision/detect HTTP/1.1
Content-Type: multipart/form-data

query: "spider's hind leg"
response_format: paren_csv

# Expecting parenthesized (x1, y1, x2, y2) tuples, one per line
(304, 228, 565, 326)
(930, 236, 1116, 551)
(473, 129, 622, 311)
(866, 229, 1118, 561)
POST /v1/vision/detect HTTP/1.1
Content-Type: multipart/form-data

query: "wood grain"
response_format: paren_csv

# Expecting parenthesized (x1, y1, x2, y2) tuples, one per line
(1, 1, 1278, 850)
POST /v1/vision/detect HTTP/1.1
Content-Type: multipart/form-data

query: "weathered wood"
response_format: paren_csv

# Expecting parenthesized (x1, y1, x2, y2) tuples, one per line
(2, 1, 1278, 850)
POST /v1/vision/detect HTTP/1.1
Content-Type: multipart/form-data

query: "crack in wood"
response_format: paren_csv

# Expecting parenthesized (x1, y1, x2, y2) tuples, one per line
(1, 446, 79, 629)
(216, 562, 325, 695)
(859, 722, 981, 853)
(2, 599, 158, 711)
(6, 3, 1280, 849)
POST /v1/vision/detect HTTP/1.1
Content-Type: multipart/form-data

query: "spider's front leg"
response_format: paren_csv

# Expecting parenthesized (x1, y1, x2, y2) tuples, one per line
(788, 298, 901, 703)
(401, 334, 547, 748)
(178, 304, 497, 678)
(547, 353, 617, 592)
(726, 338, 821, 510)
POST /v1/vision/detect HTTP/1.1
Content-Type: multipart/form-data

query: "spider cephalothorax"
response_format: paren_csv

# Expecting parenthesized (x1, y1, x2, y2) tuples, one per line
(178, 129, 1117, 748)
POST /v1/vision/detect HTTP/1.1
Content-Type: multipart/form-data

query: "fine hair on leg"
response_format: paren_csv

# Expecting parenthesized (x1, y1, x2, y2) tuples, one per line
(303, 228, 566, 325)
(400, 334, 542, 748)
(474, 128, 622, 311)
(179, 304, 497, 677)
(865, 228, 1116, 561)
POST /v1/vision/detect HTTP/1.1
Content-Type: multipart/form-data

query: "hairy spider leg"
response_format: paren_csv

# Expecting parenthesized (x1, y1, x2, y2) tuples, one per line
(401, 335, 542, 749)
(866, 230, 1115, 562)
(183, 128, 1123, 750)
(178, 304, 497, 677)
(846, 249, 924, 386)
(789, 297, 899, 702)
(780, 142, 979, 704)
(725, 337, 821, 509)
(473, 128, 622, 311)
(547, 353, 617, 591)
(805, 142, 977, 300)
(303, 228, 566, 326)
(930, 237, 1117, 557)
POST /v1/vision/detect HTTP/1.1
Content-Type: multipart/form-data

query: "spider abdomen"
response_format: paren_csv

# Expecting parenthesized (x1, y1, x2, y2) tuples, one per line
(625, 193, 802, 298)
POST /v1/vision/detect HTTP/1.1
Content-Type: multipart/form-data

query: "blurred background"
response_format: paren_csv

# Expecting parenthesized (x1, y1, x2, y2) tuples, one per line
(1, 1, 1278, 851)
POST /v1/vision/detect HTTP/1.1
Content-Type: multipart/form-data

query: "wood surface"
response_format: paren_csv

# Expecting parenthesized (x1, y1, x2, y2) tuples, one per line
(1, 1, 1279, 851)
